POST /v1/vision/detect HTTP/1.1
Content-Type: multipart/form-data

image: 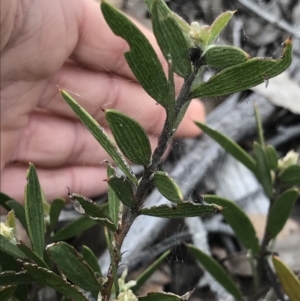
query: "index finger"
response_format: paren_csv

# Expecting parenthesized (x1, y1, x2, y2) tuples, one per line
(72, 0, 167, 79)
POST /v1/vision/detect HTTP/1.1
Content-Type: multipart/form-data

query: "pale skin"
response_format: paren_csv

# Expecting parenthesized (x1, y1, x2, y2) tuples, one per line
(0, 0, 205, 203)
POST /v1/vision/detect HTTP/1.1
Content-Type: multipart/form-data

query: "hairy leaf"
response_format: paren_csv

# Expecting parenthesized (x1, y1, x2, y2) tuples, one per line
(279, 165, 300, 186)
(205, 195, 259, 254)
(190, 37, 292, 98)
(105, 109, 151, 166)
(25, 163, 45, 258)
(0, 235, 26, 259)
(101, 2, 168, 106)
(152, 171, 183, 203)
(61, 90, 137, 185)
(82, 245, 102, 276)
(267, 188, 299, 239)
(47, 242, 101, 295)
(50, 198, 66, 230)
(140, 201, 221, 218)
(195, 122, 257, 174)
(187, 244, 243, 300)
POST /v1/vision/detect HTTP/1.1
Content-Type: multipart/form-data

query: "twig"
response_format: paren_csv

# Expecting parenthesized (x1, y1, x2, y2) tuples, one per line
(236, 0, 300, 40)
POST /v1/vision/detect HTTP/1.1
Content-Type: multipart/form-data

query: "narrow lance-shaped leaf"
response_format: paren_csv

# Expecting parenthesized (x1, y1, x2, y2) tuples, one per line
(107, 176, 136, 208)
(6, 200, 28, 234)
(60, 90, 137, 185)
(254, 104, 265, 147)
(272, 256, 300, 301)
(204, 195, 259, 254)
(202, 45, 249, 69)
(5, 210, 16, 231)
(22, 262, 89, 301)
(190, 37, 292, 98)
(152, 171, 183, 203)
(279, 165, 300, 186)
(50, 198, 66, 230)
(191, 11, 235, 47)
(105, 109, 151, 166)
(253, 142, 273, 198)
(133, 250, 171, 292)
(266, 188, 299, 239)
(0, 271, 34, 286)
(265, 145, 278, 171)
(0, 235, 27, 259)
(0, 285, 17, 301)
(107, 163, 121, 228)
(52, 216, 98, 241)
(207, 11, 236, 45)
(152, 0, 192, 77)
(24, 163, 45, 258)
(140, 201, 221, 218)
(195, 121, 257, 175)
(17, 241, 49, 269)
(47, 242, 101, 295)
(82, 245, 102, 276)
(68, 192, 117, 232)
(187, 244, 243, 300)
(101, 2, 168, 106)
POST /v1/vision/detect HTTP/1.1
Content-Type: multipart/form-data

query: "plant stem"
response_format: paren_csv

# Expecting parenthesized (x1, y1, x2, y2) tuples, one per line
(102, 71, 198, 300)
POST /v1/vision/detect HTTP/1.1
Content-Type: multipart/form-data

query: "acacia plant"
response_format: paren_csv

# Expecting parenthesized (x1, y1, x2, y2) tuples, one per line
(0, 1, 298, 301)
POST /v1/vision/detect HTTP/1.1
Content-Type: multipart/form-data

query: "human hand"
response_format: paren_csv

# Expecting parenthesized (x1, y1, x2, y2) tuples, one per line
(0, 0, 205, 202)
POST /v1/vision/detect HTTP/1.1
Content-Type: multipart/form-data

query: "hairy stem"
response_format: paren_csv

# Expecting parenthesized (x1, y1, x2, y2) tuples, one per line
(102, 70, 198, 299)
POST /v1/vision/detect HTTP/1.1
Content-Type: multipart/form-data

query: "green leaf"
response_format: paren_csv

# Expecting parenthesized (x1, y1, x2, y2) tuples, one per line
(69, 192, 117, 232)
(107, 164, 121, 228)
(152, 171, 183, 203)
(101, 2, 168, 106)
(138, 291, 191, 301)
(47, 242, 101, 295)
(22, 262, 89, 301)
(5, 210, 16, 231)
(0, 285, 17, 301)
(0, 251, 30, 299)
(0, 271, 34, 285)
(133, 250, 170, 292)
(52, 216, 98, 241)
(204, 195, 260, 254)
(60, 90, 137, 185)
(195, 121, 257, 174)
(202, 45, 249, 69)
(191, 11, 235, 47)
(50, 198, 66, 230)
(266, 188, 299, 239)
(253, 142, 273, 198)
(187, 244, 243, 300)
(140, 201, 221, 218)
(208, 11, 236, 45)
(152, 0, 192, 77)
(105, 109, 151, 166)
(272, 256, 300, 301)
(107, 176, 136, 208)
(17, 241, 49, 269)
(104, 227, 120, 296)
(0, 192, 13, 211)
(0, 235, 27, 259)
(6, 200, 28, 233)
(279, 165, 300, 186)
(24, 163, 45, 258)
(265, 145, 278, 171)
(82, 245, 102, 276)
(254, 104, 265, 147)
(190, 37, 293, 98)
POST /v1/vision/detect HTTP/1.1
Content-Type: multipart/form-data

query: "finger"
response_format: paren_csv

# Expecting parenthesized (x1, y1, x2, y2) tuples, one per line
(73, 0, 166, 78)
(1, 164, 108, 203)
(12, 111, 160, 168)
(42, 63, 203, 137)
